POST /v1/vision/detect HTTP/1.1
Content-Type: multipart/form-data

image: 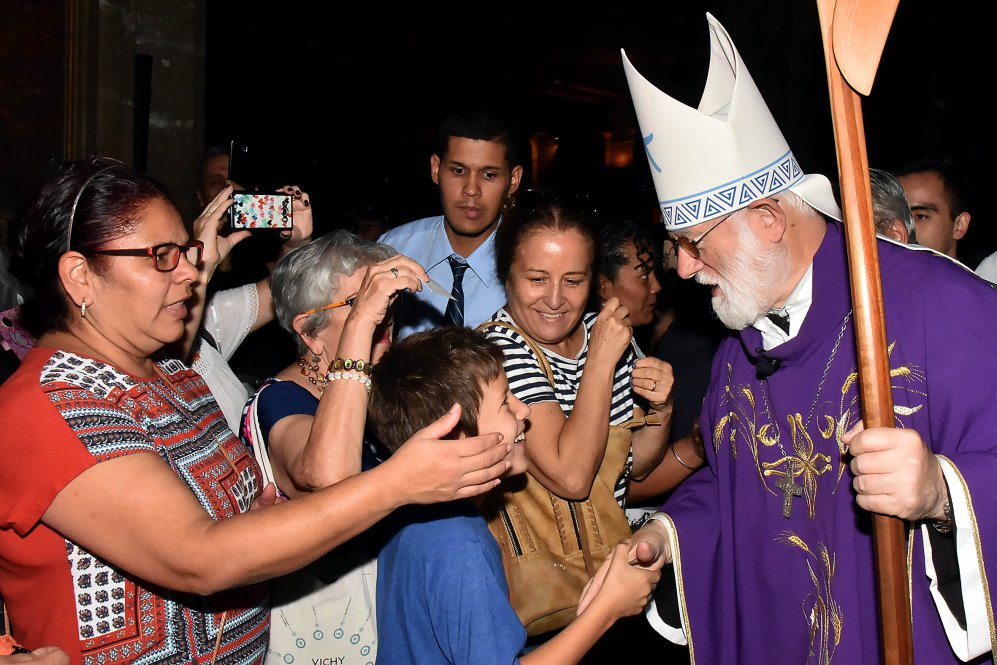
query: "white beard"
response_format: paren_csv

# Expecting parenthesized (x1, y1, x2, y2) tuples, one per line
(695, 224, 790, 330)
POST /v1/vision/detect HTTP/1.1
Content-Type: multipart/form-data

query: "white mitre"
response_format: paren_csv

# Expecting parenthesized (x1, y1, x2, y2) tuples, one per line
(622, 12, 841, 230)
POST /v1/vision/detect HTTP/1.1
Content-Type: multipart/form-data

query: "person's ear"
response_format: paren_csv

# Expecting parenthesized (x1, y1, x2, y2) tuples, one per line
(885, 219, 909, 244)
(57, 252, 95, 312)
(430, 154, 442, 185)
(953, 211, 971, 240)
(749, 197, 786, 243)
(508, 165, 524, 196)
(597, 274, 613, 302)
(291, 314, 323, 357)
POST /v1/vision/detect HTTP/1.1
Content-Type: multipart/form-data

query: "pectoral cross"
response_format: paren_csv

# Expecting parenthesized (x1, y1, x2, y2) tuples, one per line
(776, 460, 802, 518)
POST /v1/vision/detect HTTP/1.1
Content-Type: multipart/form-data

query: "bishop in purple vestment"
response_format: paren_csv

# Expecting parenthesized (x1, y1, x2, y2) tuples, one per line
(609, 12, 997, 664)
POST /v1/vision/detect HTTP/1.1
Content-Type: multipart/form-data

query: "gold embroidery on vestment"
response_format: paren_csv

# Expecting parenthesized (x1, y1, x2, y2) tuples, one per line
(778, 532, 842, 664)
(715, 339, 925, 518)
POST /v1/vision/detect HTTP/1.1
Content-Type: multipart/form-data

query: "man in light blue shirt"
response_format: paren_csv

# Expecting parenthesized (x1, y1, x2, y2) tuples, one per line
(379, 110, 523, 340)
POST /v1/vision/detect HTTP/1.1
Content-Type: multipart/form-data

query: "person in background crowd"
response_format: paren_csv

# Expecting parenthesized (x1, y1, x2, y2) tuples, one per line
(897, 154, 970, 259)
(380, 109, 523, 339)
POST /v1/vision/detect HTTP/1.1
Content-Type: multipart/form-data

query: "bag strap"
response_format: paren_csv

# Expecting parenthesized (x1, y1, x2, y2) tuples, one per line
(477, 320, 555, 386)
(576, 505, 598, 576)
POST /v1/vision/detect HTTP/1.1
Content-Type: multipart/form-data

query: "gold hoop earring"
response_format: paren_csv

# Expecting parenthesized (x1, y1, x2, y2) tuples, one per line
(80, 300, 87, 318)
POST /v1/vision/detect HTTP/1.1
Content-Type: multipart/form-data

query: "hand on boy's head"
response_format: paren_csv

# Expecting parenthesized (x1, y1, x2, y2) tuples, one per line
(387, 403, 511, 505)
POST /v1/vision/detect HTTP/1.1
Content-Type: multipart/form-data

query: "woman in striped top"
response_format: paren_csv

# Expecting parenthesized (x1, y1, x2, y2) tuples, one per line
(482, 196, 674, 508)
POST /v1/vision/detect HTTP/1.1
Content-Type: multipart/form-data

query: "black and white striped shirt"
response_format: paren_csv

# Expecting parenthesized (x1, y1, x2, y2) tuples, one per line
(482, 308, 642, 506)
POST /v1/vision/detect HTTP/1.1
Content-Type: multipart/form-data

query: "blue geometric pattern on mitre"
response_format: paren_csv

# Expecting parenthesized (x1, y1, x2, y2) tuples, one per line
(659, 150, 804, 230)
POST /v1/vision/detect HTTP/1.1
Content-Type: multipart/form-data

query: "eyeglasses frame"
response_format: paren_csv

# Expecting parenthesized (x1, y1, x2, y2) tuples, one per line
(667, 211, 736, 260)
(298, 296, 356, 318)
(89, 240, 205, 273)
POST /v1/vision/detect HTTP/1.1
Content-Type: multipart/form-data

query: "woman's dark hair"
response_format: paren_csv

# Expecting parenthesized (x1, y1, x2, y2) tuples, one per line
(7, 158, 171, 337)
(598, 217, 658, 283)
(494, 191, 601, 285)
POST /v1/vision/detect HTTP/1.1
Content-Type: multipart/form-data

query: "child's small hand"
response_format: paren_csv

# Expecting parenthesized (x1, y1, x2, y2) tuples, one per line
(580, 542, 660, 620)
(577, 539, 618, 615)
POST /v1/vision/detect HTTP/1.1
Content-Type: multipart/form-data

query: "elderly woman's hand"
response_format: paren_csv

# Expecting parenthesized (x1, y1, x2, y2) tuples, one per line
(277, 185, 314, 251)
(587, 297, 634, 369)
(346, 255, 429, 331)
(631, 357, 674, 413)
(193, 184, 246, 282)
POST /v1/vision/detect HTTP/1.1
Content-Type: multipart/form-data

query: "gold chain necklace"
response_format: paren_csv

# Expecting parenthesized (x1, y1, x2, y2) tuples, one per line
(297, 355, 328, 393)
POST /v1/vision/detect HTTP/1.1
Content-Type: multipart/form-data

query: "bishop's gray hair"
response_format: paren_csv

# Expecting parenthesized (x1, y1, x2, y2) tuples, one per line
(869, 168, 917, 244)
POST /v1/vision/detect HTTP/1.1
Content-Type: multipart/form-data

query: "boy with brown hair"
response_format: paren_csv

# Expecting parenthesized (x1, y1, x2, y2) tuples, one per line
(369, 327, 659, 665)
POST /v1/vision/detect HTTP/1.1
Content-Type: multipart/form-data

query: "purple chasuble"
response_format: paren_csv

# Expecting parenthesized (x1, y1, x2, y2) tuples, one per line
(653, 221, 997, 664)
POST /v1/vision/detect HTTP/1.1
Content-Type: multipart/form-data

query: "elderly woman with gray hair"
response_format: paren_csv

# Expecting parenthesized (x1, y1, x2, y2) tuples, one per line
(240, 229, 427, 663)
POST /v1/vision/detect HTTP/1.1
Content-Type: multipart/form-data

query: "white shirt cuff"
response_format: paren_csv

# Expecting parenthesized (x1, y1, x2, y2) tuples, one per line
(921, 455, 993, 660)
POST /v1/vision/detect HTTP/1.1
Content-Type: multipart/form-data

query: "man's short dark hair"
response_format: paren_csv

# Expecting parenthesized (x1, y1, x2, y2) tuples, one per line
(369, 327, 505, 454)
(436, 109, 521, 169)
(897, 153, 968, 217)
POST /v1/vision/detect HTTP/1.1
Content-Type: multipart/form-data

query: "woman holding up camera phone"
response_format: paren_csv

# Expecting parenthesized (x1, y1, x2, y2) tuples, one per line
(181, 183, 313, 431)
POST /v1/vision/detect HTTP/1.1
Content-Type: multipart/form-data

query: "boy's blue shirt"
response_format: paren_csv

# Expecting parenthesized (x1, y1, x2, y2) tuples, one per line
(376, 500, 527, 665)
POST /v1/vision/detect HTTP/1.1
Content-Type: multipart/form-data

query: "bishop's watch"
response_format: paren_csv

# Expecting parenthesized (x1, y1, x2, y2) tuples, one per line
(931, 496, 954, 534)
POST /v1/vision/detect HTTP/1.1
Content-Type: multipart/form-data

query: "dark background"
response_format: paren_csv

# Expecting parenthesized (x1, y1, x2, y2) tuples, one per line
(204, 1, 994, 267)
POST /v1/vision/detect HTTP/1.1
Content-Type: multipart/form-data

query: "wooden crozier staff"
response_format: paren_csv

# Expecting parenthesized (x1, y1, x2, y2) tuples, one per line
(815, 1, 912, 663)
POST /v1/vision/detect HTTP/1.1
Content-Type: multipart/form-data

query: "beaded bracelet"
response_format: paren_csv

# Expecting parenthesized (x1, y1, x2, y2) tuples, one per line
(326, 370, 372, 392)
(330, 357, 373, 376)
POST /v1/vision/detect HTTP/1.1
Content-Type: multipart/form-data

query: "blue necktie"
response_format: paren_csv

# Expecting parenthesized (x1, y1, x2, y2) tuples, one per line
(444, 256, 468, 327)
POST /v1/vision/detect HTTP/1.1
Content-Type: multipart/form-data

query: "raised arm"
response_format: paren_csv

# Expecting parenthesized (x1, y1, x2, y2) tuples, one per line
(523, 299, 634, 499)
(179, 185, 244, 359)
(42, 404, 510, 596)
(268, 255, 428, 493)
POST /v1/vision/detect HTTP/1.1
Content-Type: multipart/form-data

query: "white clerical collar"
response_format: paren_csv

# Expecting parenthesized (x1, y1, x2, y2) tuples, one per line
(754, 263, 814, 350)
